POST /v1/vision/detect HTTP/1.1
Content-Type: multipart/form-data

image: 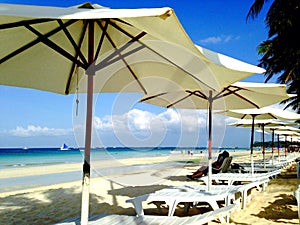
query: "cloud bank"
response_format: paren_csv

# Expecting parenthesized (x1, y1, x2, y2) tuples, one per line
(199, 35, 240, 45)
(6, 125, 73, 137)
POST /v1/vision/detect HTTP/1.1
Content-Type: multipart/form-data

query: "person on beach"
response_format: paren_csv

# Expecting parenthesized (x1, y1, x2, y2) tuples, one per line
(186, 150, 230, 180)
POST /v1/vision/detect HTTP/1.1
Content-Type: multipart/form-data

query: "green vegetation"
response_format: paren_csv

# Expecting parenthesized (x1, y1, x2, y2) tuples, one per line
(247, 0, 300, 113)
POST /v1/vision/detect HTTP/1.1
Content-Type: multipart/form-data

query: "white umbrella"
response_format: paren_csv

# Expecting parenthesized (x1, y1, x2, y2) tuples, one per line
(140, 82, 292, 190)
(279, 135, 300, 143)
(221, 107, 300, 171)
(0, 3, 267, 222)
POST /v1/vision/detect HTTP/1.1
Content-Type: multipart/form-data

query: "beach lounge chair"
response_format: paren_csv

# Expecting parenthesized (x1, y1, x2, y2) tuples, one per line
(55, 203, 238, 225)
(199, 170, 277, 187)
(214, 156, 233, 173)
(188, 156, 233, 180)
(126, 185, 241, 223)
(153, 181, 264, 211)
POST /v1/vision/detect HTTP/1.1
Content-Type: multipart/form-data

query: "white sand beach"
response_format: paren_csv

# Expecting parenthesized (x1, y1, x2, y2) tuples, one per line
(0, 150, 299, 225)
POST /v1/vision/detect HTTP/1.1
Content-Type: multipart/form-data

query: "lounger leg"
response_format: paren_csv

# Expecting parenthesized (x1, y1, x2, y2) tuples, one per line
(150, 201, 163, 214)
(207, 200, 226, 223)
(165, 200, 178, 216)
(225, 195, 231, 223)
(242, 190, 247, 209)
(130, 199, 144, 216)
(183, 202, 191, 215)
(262, 182, 268, 191)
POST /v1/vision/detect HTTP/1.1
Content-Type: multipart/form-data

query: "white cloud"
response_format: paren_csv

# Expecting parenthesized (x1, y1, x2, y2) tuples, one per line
(94, 108, 207, 134)
(199, 35, 240, 45)
(128, 109, 155, 131)
(94, 115, 113, 130)
(199, 36, 222, 44)
(7, 125, 72, 137)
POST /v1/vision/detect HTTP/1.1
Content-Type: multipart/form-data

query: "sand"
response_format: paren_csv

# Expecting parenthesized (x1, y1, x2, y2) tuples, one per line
(0, 150, 299, 225)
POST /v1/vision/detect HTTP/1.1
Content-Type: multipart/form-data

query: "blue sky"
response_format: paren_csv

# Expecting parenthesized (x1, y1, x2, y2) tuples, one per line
(0, 0, 278, 148)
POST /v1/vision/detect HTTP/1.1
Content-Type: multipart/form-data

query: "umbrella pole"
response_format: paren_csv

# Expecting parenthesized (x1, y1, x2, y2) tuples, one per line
(271, 129, 274, 165)
(277, 134, 280, 161)
(81, 21, 94, 225)
(250, 115, 256, 175)
(262, 125, 265, 168)
(284, 135, 287, 158)
(207, 91, 213, 191)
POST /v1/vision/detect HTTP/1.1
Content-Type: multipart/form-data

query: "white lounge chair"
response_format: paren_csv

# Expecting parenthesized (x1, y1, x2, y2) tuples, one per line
(200, 169, 280, 186)
(55, 203, 238, 225)
(181, 181, 268, 209)
(214, 156, 233, 173)
(126, 185, 241, 223)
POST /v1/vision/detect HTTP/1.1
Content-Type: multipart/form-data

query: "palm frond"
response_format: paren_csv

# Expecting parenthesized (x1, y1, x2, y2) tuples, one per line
(246, 0, 268, 21)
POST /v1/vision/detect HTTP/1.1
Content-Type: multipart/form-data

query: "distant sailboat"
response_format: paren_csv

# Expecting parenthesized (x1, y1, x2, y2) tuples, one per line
(60, 143, 69, 151)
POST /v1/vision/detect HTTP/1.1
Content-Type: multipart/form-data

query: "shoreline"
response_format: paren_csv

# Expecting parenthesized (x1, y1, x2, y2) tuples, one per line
(1, 151, 298, 224)
(0, 150, 286, 194)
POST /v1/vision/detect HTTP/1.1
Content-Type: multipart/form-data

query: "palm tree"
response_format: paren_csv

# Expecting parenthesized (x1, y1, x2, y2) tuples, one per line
(247, 0, 300, 113)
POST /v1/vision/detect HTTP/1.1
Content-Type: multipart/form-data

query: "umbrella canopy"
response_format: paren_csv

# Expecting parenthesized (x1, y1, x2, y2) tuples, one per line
(274, 130, 300, 137)
(0, 2, 267, 222)
(0, 4, 265, 94)
(220, 107, 300, 121)
(221, 107, 300, 172)
(140, 82, 291, 189)
(279, 136, 300, 142)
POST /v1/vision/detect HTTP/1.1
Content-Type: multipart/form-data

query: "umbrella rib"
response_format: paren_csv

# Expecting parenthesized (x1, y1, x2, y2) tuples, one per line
(139, 92, 168, 102)
(0, 19, 86, 68)
(101, 29, 148, 94)
(24, 23, 87, 69)
(65, 21, 89, 95)
(268, 113, 278, 119)
(230, 94, 259, 109)
(96, 45, 145, 69)
(219, 86, 260, 108)
(94, 20, 109, 61)
(212, 86, 234, 100)
(166, 92, 195, 108)
(1, 19, 74, 64)
(57, 19, 88, 66)
(108, 20, 216, 91)
(95, 20, 147, 68)
(0, 18, 54, 29)
(192, 90, 208, 100)
(113, 18, 133, 27)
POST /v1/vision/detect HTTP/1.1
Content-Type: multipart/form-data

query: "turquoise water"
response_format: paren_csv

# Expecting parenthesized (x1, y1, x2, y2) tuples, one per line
(0, 147, 246, 169)
(0, 147, 246, 193)
(0, 147, 173, 169)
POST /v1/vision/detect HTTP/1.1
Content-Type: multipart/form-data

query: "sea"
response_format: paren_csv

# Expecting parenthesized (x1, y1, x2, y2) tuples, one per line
(0, 147, 246, 193)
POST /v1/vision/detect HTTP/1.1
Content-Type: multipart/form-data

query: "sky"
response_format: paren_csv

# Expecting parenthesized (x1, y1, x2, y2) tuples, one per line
(0, 0, 284, 149)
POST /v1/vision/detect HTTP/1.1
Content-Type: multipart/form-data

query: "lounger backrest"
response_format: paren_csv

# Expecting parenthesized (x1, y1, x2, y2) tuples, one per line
(220, 156, 232, 173)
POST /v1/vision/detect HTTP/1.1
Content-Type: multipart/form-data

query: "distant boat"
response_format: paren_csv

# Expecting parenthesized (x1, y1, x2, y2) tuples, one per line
(60, 143, 70, 151)
(23, 146, 28, 150)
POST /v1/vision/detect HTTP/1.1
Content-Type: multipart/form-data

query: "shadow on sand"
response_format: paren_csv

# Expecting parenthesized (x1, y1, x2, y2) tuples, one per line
(252, 193, 298, 224)
(0, 184, 134, 225)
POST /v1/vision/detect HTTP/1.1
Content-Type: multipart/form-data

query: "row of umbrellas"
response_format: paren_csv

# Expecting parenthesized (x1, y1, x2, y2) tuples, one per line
(224, 107, 300, 173)
(139, 82, 294, 190)
(0, 3, 299, 223)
